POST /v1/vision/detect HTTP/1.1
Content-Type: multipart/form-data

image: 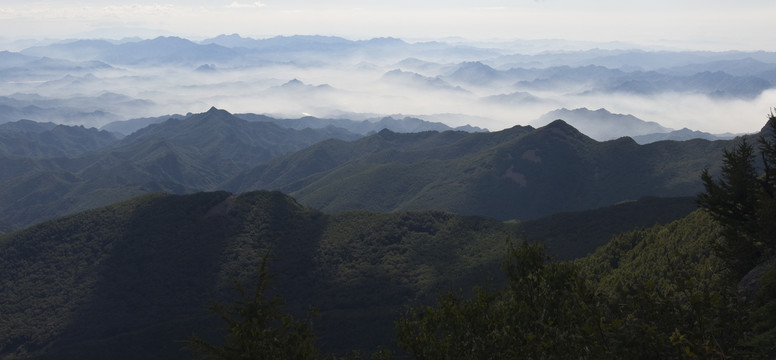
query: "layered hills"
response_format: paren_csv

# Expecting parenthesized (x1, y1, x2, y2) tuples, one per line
(4, 35, 773, 135)
(230, 118, 729, 220)
(0, 107, 739, 230)
(532, 107, 671, 141)
(0, 108, 359, 229)
(532, 107, 736, 143)
(1, 33, 775, 358)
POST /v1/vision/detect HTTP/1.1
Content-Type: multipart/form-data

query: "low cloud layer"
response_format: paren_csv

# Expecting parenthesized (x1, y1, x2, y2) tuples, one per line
(1, 35, 775, 135)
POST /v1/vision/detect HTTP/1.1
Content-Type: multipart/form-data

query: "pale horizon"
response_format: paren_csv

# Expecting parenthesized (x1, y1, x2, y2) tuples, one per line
(1, 0, 776, 135)
(1, 0, 775, 52)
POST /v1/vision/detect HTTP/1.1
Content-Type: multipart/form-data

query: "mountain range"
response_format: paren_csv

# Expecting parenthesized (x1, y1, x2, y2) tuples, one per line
(2, 34, 773, 135)
(0, 108, 359, 229)
(1, 106, 746, 232)
(1, 33, 775, 359)
(532, 107, 737, 143)
(102, 111, 486, 137)
(227, 116, 731, 220)
(532, 107, 672, 141)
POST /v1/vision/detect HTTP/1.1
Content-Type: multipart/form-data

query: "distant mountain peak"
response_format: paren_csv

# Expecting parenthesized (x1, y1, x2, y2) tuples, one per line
(283, 79, 305, 87)
(192, 106, 237, 123)
(533, 107, 671, 141)
(542, 119, 582, 134)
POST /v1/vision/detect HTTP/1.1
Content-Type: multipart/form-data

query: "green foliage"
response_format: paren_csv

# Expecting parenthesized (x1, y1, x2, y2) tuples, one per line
(239, 120, 729, 221)
(580, 211, 746, 358)
(187, 254, 318, 360)
(396, 211, 767, 359)
(698, 138, 762, 275)
(0, 108, 358, 229)
(518, 196, 698, 260)
(396, 242, 607, 359)
(697, 111, 776, 276)
(309, 210, 511, 354)
(0, 190, 520, 359)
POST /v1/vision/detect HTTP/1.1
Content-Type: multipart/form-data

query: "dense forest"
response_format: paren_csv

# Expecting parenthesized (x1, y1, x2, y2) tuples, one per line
(184, 115, 776, 359)
(1, 115, 775, 359)
(387, 115, 776, 359)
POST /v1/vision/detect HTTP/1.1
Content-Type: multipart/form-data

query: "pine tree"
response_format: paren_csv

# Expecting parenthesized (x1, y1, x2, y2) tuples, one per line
(697, 111, 776, 276)
(698, 138, 762, 276)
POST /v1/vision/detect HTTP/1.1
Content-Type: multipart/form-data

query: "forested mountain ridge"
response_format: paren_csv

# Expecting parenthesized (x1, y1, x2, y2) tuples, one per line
(116, 107, 361, 181)
(3, 113, 775, 357)
(391, 117, 776, 357)
(0, 120, 117, 158)
(233, 118, 731, 220)
(0, 108, 360, 230)
(1, 107, 745, 231)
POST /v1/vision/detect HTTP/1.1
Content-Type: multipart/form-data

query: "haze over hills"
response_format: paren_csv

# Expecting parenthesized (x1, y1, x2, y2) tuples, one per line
(1, 31, 776, 359)
(1, 34, 773, 134)
(100, 111, 486, 138)
(532, 107, 671, 141)
(531, 107, 737, 143)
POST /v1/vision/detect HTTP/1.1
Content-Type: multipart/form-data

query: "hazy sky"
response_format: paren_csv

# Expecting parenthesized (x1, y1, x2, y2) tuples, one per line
(1, 0, 775, 50)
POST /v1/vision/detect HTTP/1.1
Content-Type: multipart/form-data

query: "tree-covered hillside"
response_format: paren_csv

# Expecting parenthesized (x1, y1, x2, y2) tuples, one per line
(0, 187, 709, 359)
(0, 120, 117, 158)
(1, 107, 735, 231)
(0, 108, 359, 230)
(395, 209, 774, 359)
(234, 119, 729, 220)
(1, 188, 773, 358)
(392, 114, 776, 359)
(0, 190, 520, 359)
(3, 113, 775, 359)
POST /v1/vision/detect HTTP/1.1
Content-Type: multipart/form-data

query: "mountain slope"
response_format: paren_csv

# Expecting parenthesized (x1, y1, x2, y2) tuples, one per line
(631, 127, 735, 144)
(0, 185, 724, 358)
(0, 120, 118, 158)
(0, 108, 360, 229)
(231, 119, 730, 220)
(0, 190, 518, 359)
(225, 129, 477, 192)
(118, 107, 359, 180)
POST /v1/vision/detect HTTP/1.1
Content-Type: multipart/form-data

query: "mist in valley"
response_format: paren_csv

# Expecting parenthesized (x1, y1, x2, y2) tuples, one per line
(5, 3, 776, 357)
(2, 35, 775, 136)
